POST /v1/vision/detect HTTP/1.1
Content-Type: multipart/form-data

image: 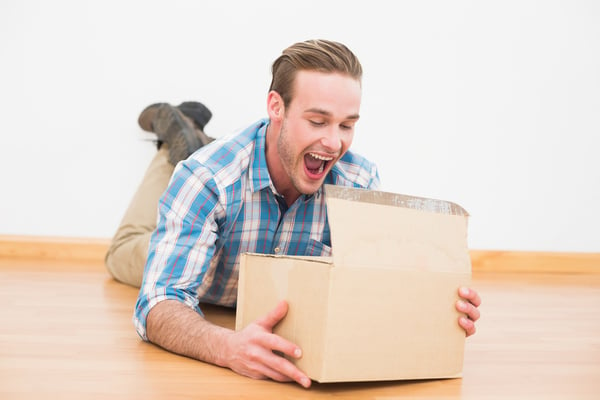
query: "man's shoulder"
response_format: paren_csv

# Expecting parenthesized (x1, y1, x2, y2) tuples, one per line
(186, 119, 266, 175)
(330, 150, 380, 189)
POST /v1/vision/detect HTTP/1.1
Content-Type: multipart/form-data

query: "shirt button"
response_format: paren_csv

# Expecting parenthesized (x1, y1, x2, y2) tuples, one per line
(274, 247, 281, 254)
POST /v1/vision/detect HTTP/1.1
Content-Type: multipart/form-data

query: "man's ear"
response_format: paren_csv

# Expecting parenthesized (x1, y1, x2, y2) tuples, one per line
(267, 91, 284, 121)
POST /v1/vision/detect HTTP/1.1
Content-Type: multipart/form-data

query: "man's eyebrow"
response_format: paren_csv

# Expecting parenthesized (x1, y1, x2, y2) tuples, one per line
(304, 108, 360, 120)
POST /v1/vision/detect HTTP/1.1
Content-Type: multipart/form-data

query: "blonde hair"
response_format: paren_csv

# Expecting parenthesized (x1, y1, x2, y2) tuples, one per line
(269, 39, 363, 107)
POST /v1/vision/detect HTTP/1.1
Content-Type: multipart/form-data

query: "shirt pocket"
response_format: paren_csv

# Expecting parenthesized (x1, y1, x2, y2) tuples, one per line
(305, 239, 332, 257)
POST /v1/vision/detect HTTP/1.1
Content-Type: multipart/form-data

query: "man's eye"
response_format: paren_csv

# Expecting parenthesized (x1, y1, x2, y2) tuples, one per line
(309, 120, 325, 127)
(340, 124, 353, 130)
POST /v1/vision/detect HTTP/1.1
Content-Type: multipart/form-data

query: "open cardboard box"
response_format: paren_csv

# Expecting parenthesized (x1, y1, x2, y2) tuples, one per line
(235, 185, 471, 383)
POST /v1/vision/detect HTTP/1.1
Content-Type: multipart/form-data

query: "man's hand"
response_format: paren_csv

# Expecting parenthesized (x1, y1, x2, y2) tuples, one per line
(223, 300, 311, 388)
(456, 286, 481, 337)
(146, 299, 310, 388)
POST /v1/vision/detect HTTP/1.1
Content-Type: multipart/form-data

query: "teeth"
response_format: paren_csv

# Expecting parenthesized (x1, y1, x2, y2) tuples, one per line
(309, 153, 334, 161)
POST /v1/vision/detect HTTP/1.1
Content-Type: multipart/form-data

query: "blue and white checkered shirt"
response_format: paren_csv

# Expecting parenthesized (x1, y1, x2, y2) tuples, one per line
(134, 119, 380, 340)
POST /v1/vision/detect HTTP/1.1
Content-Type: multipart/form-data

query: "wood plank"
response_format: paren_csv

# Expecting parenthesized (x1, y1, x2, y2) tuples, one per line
(0, 235, 109, 262)
(469, 249, 600, 274)
(1, 258, 599, 399)
(0, 235, 598, 274)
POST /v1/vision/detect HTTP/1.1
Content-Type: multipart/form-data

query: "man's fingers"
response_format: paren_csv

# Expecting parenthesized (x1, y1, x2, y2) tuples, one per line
(231, 302, 310, 388)
(263, 352, 311, 388)
(457, 286, 481, 337)
(261, 332, 303, 360)
(456, 299, 481, 322)
(459, 316, 476, 337)
(459, 286, 481, 307)
(247, 362, 292, 383)
(255, 300, 289, 330)
(256, 332, 308, 386)
(243, 346, 311, 388)
(239, 301, 311, 388)
(457, 287, 481, 320)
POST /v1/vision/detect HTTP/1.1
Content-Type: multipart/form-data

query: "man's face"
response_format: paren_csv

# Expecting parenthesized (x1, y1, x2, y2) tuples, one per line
(269, 70, 362, 201)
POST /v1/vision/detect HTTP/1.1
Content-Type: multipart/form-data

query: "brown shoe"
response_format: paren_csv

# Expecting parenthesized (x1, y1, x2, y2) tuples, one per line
(138, 101, 212, 132)
(138, 102, 214, 165)
(151, 104, 203, 165)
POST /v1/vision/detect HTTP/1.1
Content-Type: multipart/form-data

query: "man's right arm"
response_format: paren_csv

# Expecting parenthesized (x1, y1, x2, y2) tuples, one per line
(138, 159, 311, 388)
(146, 299, 312, 389)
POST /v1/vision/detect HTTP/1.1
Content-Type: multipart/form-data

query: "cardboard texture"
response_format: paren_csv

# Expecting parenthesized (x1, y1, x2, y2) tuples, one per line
(235, 185, 472, 383)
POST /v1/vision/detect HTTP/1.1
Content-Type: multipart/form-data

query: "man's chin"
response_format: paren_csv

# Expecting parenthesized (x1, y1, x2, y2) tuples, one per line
(296, 178, 326, 197)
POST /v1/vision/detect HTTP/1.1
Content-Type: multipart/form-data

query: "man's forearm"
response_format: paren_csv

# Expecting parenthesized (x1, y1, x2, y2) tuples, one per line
(146, 299, 231, 367)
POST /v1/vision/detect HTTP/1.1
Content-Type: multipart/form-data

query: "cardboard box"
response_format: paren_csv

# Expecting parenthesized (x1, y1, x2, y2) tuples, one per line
(235, 185, 471, 383)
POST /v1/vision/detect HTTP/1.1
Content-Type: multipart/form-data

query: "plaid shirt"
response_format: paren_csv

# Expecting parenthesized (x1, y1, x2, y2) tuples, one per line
(134, 119, 380, 340)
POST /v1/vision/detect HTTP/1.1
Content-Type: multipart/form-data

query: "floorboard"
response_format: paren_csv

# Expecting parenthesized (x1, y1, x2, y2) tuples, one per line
(1, 258, 599, 399)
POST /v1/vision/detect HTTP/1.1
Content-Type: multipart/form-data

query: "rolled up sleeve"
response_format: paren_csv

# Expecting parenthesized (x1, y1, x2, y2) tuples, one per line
(133, 161, 222, 340)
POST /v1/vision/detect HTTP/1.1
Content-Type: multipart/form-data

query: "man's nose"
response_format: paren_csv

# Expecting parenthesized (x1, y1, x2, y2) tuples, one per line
(320, 127, 342, 152)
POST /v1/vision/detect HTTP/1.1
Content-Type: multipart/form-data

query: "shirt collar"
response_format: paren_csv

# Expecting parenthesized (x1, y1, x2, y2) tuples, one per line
(325, 155, 349, 185)
(250, 119, 272, 193)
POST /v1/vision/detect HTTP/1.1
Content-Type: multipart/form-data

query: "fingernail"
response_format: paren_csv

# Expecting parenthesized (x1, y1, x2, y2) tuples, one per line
(302, 377, 311, 388)
(294, 348, 302, 358)
(460, 287, 469, 296)
(457, 300, 467, 311)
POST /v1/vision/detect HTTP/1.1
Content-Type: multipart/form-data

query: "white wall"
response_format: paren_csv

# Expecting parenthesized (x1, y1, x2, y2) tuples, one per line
(1, 0, 599, 252)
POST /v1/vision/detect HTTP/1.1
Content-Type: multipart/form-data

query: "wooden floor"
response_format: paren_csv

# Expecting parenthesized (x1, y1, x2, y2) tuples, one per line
(1, 257, 599, 399)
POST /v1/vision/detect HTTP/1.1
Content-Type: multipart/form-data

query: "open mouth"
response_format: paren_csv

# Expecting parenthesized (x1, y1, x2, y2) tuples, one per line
(304, 152, 334, 178)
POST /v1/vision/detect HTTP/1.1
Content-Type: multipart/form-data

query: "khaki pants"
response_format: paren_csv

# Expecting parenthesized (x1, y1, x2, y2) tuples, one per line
(105, 146, 174, 288)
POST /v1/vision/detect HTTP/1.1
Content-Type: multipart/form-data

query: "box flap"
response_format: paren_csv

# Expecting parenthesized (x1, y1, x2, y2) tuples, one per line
(324, 185, 471, 273)
(324, 185, 469, 216)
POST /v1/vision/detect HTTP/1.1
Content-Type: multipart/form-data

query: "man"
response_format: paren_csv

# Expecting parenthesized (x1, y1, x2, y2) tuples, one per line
(107, 39, 481, 389)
